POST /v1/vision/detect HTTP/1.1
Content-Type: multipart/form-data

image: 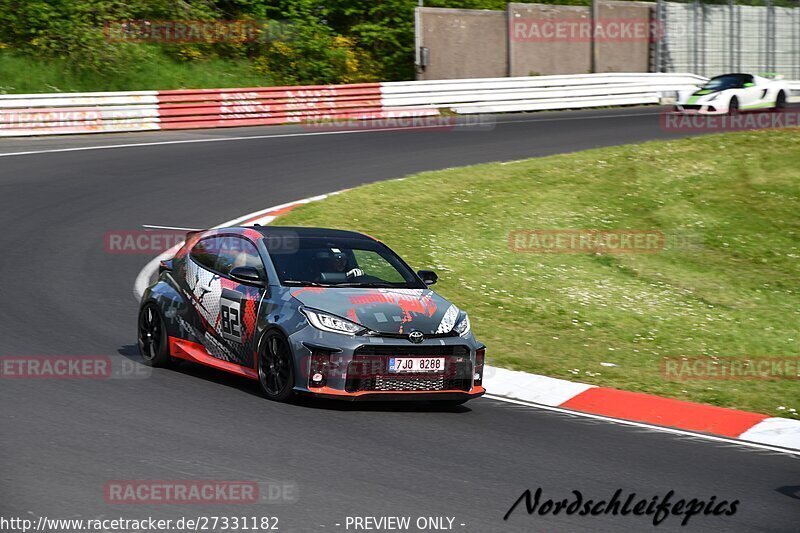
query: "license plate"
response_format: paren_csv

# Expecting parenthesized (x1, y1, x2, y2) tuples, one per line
(389, 357, 445, 373)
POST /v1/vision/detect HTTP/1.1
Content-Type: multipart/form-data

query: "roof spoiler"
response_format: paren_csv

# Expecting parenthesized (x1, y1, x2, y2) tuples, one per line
(177, 229, 204, 257)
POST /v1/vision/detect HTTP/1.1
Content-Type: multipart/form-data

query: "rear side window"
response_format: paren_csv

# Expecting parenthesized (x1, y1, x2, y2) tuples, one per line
(190, 236, 221, 271)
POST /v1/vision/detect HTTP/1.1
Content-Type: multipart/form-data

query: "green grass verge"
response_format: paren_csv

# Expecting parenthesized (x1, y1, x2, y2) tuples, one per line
(0, 52, 273, 93)
(275, 129, 800, 417)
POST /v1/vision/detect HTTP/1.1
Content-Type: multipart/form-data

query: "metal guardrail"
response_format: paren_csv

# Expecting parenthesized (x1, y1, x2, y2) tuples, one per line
(381, 73, 710, 113)
(0, 73, 796, 137)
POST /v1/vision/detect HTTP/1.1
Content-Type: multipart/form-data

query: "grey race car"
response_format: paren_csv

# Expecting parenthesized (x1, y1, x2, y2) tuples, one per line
(138, 225, 486, 404)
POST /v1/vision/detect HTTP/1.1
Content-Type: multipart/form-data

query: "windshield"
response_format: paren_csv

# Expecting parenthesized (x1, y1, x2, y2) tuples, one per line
(265, 236, 425, 288)
(701, 74, 752, 91)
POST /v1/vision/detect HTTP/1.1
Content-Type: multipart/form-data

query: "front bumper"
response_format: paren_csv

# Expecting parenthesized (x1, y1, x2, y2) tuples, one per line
(287, 327, 485, 400)
(674, 103, 726, 115)
(301, 387, 486, 402)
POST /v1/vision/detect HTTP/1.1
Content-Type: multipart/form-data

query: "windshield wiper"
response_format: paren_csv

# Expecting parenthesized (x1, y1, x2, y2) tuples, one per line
(333, 282, 406, 288)
(281, 280, 332, 287)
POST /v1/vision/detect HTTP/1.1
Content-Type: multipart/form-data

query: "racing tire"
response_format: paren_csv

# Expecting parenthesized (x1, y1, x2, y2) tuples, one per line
(728, 97, 739, 115)
(138, 303, 171, 367)
(775, 91, 787, 110)
(258, 331, 296, 402)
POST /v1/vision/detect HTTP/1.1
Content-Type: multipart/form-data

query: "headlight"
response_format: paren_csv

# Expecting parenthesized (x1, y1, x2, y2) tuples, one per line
(302, 308, 365, 335)
(706, 93, 719, 102)
(453, 313, 471, 337)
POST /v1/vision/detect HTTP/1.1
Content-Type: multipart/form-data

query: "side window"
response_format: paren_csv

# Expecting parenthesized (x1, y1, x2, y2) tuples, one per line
(215, 236, 265, 279)
(190, 236, 221, 271)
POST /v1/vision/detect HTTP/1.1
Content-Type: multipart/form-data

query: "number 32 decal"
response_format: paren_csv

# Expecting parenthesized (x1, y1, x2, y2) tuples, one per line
(220, 289, 243, 343)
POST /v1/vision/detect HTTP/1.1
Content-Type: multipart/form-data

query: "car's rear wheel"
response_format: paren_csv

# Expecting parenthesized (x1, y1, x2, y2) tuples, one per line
(728, 96, 739, 115)
(258, 331, 296, 402)
(775, 91, 787, 110)
(138, 303, 171, 367)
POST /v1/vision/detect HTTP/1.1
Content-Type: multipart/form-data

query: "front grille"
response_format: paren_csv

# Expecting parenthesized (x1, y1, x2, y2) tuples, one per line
(374, 375, 448, 392)
(369, 331, 459, 340)
(345, 344, 472, 393)
(353, 345, 469, 357)
(681, 104, 701, 110)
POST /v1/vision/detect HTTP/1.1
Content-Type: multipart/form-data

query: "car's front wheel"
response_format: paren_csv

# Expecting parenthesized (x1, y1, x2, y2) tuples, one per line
(775, 90, 787, 110)
(138, 303, 171, 367)
(728, 96, 739, 115)
(258, 331, 296, 402)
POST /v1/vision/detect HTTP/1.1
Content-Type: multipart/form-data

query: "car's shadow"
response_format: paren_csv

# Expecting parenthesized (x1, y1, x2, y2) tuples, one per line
(776, 485, 800, 500)
(118, 345, 472, 413)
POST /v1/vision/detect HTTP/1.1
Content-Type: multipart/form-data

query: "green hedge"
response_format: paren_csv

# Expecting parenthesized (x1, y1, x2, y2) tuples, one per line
(0, 1, 516, 91)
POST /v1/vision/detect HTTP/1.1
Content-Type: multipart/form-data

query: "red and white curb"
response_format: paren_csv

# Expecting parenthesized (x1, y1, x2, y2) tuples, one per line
(485, 367, 800, 451)
(134, 193, 800, 455)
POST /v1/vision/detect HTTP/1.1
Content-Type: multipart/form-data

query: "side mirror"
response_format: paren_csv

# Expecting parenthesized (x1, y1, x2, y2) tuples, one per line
(417, 269, 438, 286)
(744, 82, 755, 87)
(158, 259, 173, 274)
(230, 266, 265, 287)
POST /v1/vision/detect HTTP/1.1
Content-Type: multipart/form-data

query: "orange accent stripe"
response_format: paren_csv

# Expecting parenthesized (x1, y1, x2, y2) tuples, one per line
(561, 387, 768, 437)
(308, 385, 485, 397)
(169, 337, 258, 380)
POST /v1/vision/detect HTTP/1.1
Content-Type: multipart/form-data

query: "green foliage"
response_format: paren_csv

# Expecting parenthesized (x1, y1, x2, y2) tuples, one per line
(0, 50, 273, 93)
(253, 0, 379, 85)
(0, 0, 391, 88)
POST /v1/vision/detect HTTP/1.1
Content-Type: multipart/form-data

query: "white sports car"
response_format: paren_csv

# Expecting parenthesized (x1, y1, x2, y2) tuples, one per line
(675, 73, 790, 115)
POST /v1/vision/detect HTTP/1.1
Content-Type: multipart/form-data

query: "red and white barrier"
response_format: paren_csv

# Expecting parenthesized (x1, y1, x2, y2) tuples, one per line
(0, 82, 438, 137)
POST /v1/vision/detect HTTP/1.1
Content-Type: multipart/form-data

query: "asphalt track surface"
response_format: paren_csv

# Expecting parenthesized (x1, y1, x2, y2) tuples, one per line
(1, 107, 798, 533)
